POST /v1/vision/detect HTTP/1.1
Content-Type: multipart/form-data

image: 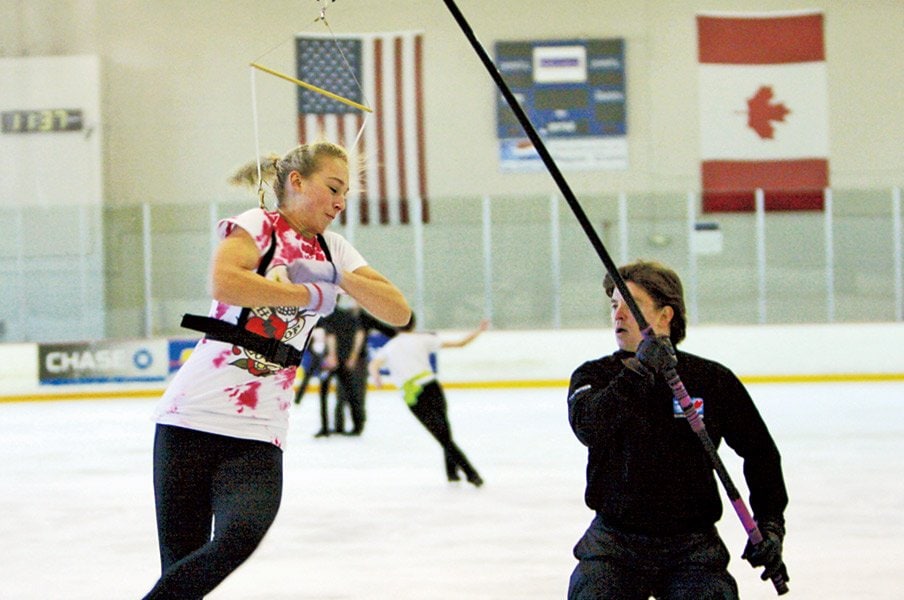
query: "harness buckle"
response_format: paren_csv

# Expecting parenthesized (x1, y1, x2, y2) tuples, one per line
(268, 339, 300, 367)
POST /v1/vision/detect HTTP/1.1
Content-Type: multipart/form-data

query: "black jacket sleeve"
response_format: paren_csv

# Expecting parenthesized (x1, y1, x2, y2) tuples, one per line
(567, 354, 654, 447)
(717, 370, 789, 524)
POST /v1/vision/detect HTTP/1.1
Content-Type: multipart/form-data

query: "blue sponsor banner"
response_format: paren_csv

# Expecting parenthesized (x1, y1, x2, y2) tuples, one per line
(38, 339, 169, 385)
(495, 38, 628, 172)
(168, 338, 199, 374)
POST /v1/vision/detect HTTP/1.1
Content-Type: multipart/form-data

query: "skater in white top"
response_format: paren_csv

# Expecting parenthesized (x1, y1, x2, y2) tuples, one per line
(369, 315, 489, 487)
(143, 141, 410, 600)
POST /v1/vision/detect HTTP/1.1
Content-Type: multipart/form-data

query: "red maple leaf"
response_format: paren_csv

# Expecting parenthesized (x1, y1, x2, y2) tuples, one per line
(746, 86, 790, 139)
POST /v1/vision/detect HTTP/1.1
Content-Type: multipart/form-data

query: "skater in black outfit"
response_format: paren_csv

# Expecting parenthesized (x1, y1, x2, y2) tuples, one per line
(319, 301, 368, 435)
(319, 299, 397, 436)
(293, 325, 331, 436)
(369, 315, 488, 486)
(566, 260, 788, 599)
(294, 326, 325, 404)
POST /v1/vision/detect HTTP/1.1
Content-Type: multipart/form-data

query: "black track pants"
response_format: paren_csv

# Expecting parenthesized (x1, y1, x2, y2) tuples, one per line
(568, 515, 739, 600)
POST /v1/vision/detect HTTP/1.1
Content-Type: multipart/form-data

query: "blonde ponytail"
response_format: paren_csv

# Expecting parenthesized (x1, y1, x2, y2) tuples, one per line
(228, 141, 349, 207)
(228, 153, 281, 189)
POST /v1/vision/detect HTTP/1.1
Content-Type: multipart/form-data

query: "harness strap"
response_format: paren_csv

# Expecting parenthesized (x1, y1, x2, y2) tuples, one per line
(236, 230, 279, 328)
(181, 314, 302, 368)
(316, 233, 332, 262)
(179, 229, 334, 369)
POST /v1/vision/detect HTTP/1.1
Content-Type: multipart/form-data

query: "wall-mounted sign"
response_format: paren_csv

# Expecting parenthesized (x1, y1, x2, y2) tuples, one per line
(38, 339, 168, 384)
(495, 38, 627, 172)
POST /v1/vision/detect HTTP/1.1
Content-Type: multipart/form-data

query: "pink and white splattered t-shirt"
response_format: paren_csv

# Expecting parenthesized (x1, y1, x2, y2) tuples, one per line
(154, 208, 367, 448)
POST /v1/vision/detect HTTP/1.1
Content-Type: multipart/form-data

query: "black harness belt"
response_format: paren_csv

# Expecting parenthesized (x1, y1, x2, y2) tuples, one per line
(180, 314, 302, 368)
(178, 230, 333, 369)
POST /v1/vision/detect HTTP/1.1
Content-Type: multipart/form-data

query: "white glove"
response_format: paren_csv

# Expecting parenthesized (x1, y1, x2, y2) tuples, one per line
(287, 259, 341, 284)
(301, 282, 338, 316)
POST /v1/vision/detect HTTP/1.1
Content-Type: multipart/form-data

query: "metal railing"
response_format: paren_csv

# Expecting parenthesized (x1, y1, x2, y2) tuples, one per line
(1, 186, 900, 342)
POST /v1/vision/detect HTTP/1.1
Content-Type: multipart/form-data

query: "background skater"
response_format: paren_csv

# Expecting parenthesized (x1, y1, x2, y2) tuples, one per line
(369, 315, 489, 487)
(318, 298, 368, 435)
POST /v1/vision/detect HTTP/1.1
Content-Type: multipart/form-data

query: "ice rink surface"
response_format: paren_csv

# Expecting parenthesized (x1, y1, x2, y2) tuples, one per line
(1, 381, 902, 599)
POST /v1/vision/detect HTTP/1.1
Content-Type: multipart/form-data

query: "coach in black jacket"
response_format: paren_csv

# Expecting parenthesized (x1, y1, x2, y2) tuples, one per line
(567, 260, 788, 600)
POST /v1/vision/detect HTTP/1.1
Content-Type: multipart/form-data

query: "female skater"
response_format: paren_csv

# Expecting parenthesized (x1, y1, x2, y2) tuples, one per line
(143, 141, 410, 599)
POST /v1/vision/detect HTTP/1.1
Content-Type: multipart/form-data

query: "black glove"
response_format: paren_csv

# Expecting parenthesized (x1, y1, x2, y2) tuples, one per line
(742, 519, 789, 583)
(635, 334, 677, 375)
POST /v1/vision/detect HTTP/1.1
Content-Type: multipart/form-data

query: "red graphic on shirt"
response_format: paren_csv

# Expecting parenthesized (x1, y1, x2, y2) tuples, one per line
(267, 214, 326, 262)
(278, 227, 327, 262)
(275, 368, 296, 390)
(213, 213, 323, 377)
(212, 346, 234, 368)
(228, 309, 309, 376)
(226, 380, 263, 412)
(231, 353, 275, 376)
(245, 313, 288, 340)
(746, 86, 790, 139)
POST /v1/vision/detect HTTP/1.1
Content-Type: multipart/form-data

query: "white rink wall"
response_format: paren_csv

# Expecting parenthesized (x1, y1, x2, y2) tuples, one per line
(437, 322, 904, 385)
(1, 323, 901, 400)
(1, 343, 38, 394)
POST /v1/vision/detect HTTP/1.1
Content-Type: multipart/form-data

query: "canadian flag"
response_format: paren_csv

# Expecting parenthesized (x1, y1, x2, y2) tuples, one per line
(697, 11, 829, 211)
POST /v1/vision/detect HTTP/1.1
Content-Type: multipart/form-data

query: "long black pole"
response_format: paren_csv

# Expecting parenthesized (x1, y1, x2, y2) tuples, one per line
(441, 1, 788, 595)
(443, 8, 645, 327)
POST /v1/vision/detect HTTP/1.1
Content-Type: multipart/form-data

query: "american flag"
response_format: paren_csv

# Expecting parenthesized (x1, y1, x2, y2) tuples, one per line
(296, 32, 429, 225)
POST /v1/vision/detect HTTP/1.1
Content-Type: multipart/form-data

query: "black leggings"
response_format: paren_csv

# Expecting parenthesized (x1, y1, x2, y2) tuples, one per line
(409, 381, 481, 483)
(322, 362, 367, 433)
(143, 425, 283, 600)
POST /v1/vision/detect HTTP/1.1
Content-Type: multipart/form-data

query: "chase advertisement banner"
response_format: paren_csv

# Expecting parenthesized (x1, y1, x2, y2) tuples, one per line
(39, 339, 168, 384)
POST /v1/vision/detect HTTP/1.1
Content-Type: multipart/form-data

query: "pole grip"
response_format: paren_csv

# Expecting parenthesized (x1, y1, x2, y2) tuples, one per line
(772, 570, 790, 595)
(743, 515, 790, 595)
(668, 366, 789, 596)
